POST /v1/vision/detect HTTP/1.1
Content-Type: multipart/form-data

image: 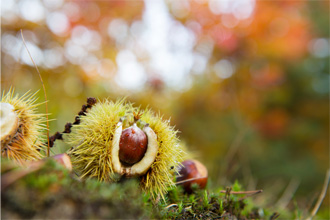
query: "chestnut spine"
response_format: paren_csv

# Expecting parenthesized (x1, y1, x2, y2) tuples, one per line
(1, 89, 46, 164)
(66, 99, 184, 199)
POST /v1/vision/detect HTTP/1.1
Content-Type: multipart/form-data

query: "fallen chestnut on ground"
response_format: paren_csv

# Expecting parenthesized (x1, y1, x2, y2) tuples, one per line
(176, 159, 208, 193)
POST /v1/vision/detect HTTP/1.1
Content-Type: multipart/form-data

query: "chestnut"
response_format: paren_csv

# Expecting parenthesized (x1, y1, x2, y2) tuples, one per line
(119, 123, 148, 165)
(52, 153, 73, 171)
(176, 159, 208, 193)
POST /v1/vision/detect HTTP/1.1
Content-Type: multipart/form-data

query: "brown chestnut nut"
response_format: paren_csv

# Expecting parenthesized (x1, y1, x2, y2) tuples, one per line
(119, 123, 148, 165)
(176, 159, 208, 193)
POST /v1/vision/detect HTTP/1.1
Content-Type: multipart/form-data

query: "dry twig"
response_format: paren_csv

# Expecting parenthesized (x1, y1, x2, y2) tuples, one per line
(219, 189, 263, 201)
(165, 204, 178, 209)
(219, 189, 263, 195)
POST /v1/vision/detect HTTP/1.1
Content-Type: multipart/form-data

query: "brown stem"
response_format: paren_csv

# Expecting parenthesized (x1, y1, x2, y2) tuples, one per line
(48, 97, 97, 147)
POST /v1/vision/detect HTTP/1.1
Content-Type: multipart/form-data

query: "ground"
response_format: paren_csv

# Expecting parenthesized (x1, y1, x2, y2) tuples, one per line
(1, 158, 289, 219)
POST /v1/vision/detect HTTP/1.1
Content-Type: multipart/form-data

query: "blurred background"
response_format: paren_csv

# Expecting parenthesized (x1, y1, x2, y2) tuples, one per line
(1, 0, 329, 216)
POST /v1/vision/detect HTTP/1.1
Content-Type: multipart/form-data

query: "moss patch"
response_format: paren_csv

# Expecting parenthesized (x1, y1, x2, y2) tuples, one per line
(1, 159, 282, 219)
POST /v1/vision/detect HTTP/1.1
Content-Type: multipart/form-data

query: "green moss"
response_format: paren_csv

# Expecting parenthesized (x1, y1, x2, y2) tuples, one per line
(158, 184, 280, 219)
(1, 159, 283, 219)
(1, 159, 151, 219)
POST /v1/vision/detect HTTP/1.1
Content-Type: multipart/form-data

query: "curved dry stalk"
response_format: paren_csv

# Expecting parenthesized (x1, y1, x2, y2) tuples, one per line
(175, 176, 208, 185)
(20, 30, 50, 157)
(219, 189, 263, 195)
(275, 178, 300, 209)
(307, 169, 330, 220)
(165, 204, 178, 209)
(219, 189, 263, 201)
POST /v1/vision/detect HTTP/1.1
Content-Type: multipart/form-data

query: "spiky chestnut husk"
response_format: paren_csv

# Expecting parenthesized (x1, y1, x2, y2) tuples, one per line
(1, 89, 46, 165)
(65, 99, 184, 199)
